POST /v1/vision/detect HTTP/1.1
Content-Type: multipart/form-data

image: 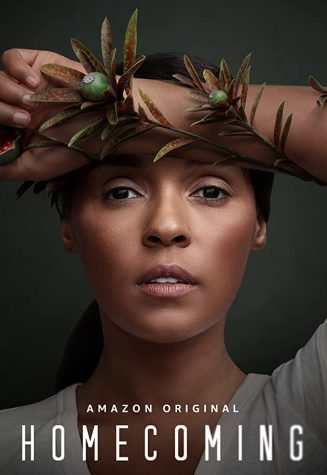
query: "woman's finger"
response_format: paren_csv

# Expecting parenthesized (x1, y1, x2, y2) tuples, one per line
(0, 48, 40, 89)
(0, 72, 39, 111)
(0, 146, 89, 182)
(0, 100, 31, 128)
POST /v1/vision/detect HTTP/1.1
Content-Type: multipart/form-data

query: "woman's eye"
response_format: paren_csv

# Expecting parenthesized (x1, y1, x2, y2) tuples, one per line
(193, 186, 228, 200)
(104, 187, 140, 200)
(103, 185, 228, 202)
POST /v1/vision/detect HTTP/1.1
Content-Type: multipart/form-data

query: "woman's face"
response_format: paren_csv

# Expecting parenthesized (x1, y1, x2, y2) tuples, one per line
(61, 149, 266, 344)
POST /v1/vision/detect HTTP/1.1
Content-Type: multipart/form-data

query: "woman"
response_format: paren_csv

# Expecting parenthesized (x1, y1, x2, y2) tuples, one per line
(0, 43, 326, 475)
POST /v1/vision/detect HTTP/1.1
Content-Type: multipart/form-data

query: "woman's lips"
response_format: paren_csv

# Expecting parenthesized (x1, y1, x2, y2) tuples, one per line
(136, 264, 198, 285)
(136, 282, 197, 298)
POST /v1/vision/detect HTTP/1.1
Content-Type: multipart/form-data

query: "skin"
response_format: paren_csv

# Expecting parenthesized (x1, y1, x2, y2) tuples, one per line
(0, 49, 268, 473)
(0, 49, 327, 182)
(64, 155, 265, 344)
(59, 144, 266, 474)
(0, 48, 327, 183)
(0, 48, 326, 474)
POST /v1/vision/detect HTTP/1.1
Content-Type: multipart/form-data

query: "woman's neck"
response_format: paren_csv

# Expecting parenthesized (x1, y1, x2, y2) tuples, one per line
(77, 311, 246, 409)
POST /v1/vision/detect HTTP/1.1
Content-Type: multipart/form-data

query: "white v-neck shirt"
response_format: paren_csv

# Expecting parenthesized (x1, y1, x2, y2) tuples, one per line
(1, 319, 327, 475)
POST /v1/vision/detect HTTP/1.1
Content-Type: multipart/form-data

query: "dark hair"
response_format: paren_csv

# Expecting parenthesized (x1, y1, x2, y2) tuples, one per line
(55, 52, 274, 391)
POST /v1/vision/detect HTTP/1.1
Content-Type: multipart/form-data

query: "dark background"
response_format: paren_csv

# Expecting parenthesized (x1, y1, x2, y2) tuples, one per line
(0, 0, 326, 409)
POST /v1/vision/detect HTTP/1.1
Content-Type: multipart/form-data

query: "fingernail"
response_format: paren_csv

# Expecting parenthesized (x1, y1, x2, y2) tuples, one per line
(22, 93, 36, 107)
(13, 112, 29, 125)
(26, 75, 38, 88)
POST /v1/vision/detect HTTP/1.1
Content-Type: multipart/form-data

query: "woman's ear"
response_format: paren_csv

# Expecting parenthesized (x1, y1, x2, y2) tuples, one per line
(251, 214, 267, 251)
(60, 218, 79, 254)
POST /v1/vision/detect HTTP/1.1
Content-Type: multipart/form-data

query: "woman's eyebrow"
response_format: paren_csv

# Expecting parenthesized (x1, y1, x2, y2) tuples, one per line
(84, 154, 145, 182)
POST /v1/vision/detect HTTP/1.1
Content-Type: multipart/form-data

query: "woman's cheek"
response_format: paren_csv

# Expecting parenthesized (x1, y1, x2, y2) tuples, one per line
(73, 196, 256, 313)
(73, 212, 137, 291)
(208, 212, 256, 303)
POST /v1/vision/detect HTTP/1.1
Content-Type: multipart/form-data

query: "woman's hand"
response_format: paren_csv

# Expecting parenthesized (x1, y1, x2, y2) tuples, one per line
(0, 48, 90, 181)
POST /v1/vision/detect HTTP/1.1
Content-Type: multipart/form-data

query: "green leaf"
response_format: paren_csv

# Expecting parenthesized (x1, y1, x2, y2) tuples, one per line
(317, 94, 327, 107)
(71, 38, 94, 74)
(202, 69, 221, 92)
(16, 180, 35, 200)
(102, 83, 117, 101)
(74, 50, 92, 74)
(224, 118, 254, 133)
(106, 102, 118, 125)
(228, 104, 239, 116)
(186, 105, 214, 112)
(233, 120, 253, 132)
(123, 8, 138, 74)
(250, 83, 266, 125)
(117, 55, 145, 98)
(237, 105, 247, 121)
(224, 119, 244, 127)
(101, 17, 112, 72)
(138, 87, 172, 126)
(226, 79, 236, 102)
(190, 110, 221, 126)
(274, 101, 285, 148)
(189, 117, 220, 125)
(50, 190, 58, 208)
(40, 64, 84, 88)
(45, 180, 55, 194)
(33, 181, 47, 194)
(233, 53, 252, 97)
(80, 100, 107, 110)
(138, 104, 149, 121)
(219, 59, 232, 89)
(101, 116, 140, 141)
(188, 90, 208, 100)
(218, 130, 253, 137)
(171, 74, 195, 88)
(38, 106, 81, 133)
(108, 48, 117, 94)
(56, 189, 70, 218)
(68, 117, 107, 147)
(309, 75, 327, 94)
(280, 113, 293, 153)
(30, 88, 83, 103)
(240, 65, 250, 109)
(121, 93, 135, 115)
(100, 123, 156, 160)
(101, 123, 114, 141)
(45, 175, 72, 195)
(71, 38, 107, 75)
(183, 55, 206, 92)
(153, 137, 196, 162)
(274, 158, 289, 167)
(213, 99, 230, 109)
(24, 138, 65, 150)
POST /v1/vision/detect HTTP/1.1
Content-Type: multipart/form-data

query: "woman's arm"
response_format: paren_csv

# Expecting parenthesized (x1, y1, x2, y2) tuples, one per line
(0, 49, 89, 181)
(246, 84, 327, 183)
(1, 48, 327, 183)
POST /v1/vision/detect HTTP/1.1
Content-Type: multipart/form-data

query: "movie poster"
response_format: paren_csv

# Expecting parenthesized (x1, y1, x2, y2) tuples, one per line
(0, 0, 326, 473)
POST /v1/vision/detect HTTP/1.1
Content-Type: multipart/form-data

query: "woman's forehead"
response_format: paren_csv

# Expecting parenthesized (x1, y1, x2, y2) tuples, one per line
(82, 152, 248, 184)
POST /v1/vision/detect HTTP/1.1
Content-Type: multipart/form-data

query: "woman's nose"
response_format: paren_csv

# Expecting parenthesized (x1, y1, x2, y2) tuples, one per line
(141, 193, 191, 248)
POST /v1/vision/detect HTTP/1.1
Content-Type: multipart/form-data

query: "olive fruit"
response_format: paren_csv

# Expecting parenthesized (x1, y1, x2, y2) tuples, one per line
(0, 129, 22, 166)
(80, 72, 109, 101)
(208, 90, 228, 108)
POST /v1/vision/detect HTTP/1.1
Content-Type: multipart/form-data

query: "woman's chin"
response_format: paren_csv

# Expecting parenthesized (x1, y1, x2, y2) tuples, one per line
(111, 314, 218, 345)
